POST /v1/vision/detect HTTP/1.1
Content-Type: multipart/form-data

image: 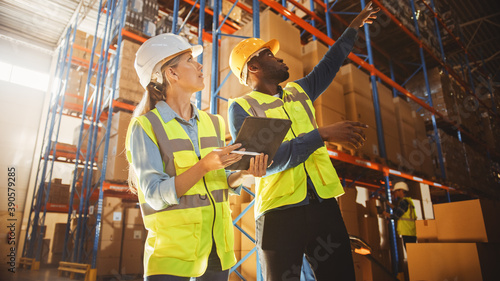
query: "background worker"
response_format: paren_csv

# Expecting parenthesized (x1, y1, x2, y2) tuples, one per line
(227, 2, 380, 280)
(126, 33, 267, 281)
(382, 181, 417, 249)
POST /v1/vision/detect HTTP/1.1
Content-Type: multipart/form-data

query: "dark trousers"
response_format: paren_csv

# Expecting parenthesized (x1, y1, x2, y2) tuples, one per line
(256, 198, 355, 281)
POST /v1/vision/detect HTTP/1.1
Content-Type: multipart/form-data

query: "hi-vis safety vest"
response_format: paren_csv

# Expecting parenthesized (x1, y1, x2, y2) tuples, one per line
(229, 82, 344, 218)
(125, 109, 236, 277)
(397, 197, 417, 236)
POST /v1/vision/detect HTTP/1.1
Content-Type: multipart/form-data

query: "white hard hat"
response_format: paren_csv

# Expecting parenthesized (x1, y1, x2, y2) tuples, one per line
(393, 182, 409, 192)
(134, 33, 203, 89)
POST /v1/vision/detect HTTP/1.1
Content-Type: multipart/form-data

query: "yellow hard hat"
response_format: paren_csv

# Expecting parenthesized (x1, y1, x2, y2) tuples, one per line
(229, 38, 280, 85)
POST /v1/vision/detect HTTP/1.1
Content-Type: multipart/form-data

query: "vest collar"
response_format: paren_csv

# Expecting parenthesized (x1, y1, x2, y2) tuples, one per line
(155, 100, 200, 124)
(251, 85, 284, 102)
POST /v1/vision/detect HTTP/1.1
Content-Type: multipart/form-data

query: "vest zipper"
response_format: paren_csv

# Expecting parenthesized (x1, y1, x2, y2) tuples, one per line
(202, 176, 217, 244)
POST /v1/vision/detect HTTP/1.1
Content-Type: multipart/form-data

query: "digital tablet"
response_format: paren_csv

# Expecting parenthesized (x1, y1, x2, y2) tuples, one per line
(226, 116, 292, 171)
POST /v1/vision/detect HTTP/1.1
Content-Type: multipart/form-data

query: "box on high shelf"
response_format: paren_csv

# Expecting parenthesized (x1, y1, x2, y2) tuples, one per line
(43, 178, 70, 205)
(222, 0, 243, 23)
(410, 111, 435, 179)
(334, 64, 371, 97)
(393, 97, 416, 161)
(405, 67, 461, 123)
(428, 129, 470, 187)
(463, 143, 494, 194)
(302, 40, 346, 127)
(287, 0, 318, 19)
(115, 39, 144, 105)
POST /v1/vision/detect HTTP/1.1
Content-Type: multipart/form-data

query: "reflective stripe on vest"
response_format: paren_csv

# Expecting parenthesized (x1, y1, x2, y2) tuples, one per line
(230, 82, 344, 218)
(126, 109, 236, 276)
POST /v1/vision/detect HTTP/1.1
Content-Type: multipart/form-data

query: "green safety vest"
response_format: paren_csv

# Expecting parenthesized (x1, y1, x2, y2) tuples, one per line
(125, 108, 236, 277)
(397, 197, 417, 236)
(229, 82, 344, 218)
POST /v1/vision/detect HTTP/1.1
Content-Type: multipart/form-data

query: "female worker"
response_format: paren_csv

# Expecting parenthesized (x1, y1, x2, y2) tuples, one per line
(125, 33, 267, 281)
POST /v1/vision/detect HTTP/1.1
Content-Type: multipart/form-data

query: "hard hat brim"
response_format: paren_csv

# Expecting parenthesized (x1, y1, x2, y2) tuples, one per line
(261, 39, 280, 56)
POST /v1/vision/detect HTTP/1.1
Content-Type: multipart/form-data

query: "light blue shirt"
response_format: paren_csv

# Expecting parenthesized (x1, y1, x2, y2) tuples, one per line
(129, 101, 241, 211)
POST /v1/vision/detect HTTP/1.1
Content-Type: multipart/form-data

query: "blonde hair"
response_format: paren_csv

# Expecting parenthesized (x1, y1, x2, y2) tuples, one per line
(128, 52, 186, 194)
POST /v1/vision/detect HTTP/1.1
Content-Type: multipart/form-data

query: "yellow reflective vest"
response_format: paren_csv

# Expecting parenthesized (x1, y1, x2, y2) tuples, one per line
(229, 82, 344, 218)
(125, 108, 236, 277)
(397, 197, 417, 236)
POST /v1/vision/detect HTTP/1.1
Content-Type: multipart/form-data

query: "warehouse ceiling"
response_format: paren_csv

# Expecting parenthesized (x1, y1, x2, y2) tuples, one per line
(0, 0, 498, 83)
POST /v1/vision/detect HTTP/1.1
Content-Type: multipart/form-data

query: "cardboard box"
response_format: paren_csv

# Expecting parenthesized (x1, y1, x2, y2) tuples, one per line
(240, 203, 256, 251)
(303, 41, 346, 116)
(123, 225, 146, 241)
(231, 204, 242, 252)
(240, 249, 258, 280)
(51, 223, 67, 254)
(341, 210, 360, 237)
(407, 243, 500, 281)
(415, 219, 438, 242)
(337, 187, 358, 213)
(99, 239, 122, 258)
(100, 221, 123, 241)
(260, 10, 302, 58)
(124, 207, 143, 225)
(335, 64, 371, 97)
(372, 82, 395, 114)
(384, 134, 401, 167)
(313, 80, 346, 119)
(314, 104, 346, 128)
(345, 91, 377, 128)
(104, 111, 132, 182)
(434, 199, 500, 243)
(96, 256, 120, 276)
(277, 50, 305, 88)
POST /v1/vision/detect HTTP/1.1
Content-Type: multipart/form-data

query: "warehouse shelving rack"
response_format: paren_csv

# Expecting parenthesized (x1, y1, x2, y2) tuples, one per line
(21, 0, 131, 277)
(23, 0, 497, 279)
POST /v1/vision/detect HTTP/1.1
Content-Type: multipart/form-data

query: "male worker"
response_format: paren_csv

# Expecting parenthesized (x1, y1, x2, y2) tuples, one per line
(383, 181, 417, 249)
(227, 2, 380, 280)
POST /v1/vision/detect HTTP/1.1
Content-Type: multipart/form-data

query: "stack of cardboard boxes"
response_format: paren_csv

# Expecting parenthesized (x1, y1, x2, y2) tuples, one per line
(115, 39, 144, 105)
(96, 197, 126, 276)
(333, 64, 381, 162)
(410, 199, 500, 280)
(429, 129, 470, 186)
(95, 197, 146, 277)
(99, 111, 133, 183)
(302, 40, 347, 129)
(65, 30, 100, 109)
(121, 207, 147, 275)
(44, 179, 70, 205)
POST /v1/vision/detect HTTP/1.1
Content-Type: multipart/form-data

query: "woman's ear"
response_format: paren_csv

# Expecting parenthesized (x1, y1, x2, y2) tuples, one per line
(164, 67, 179, 82)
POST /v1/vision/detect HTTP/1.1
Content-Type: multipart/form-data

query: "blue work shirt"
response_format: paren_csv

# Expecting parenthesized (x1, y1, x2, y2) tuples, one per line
(228, 27, 358, 216)
(129, 101, 241, 211)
